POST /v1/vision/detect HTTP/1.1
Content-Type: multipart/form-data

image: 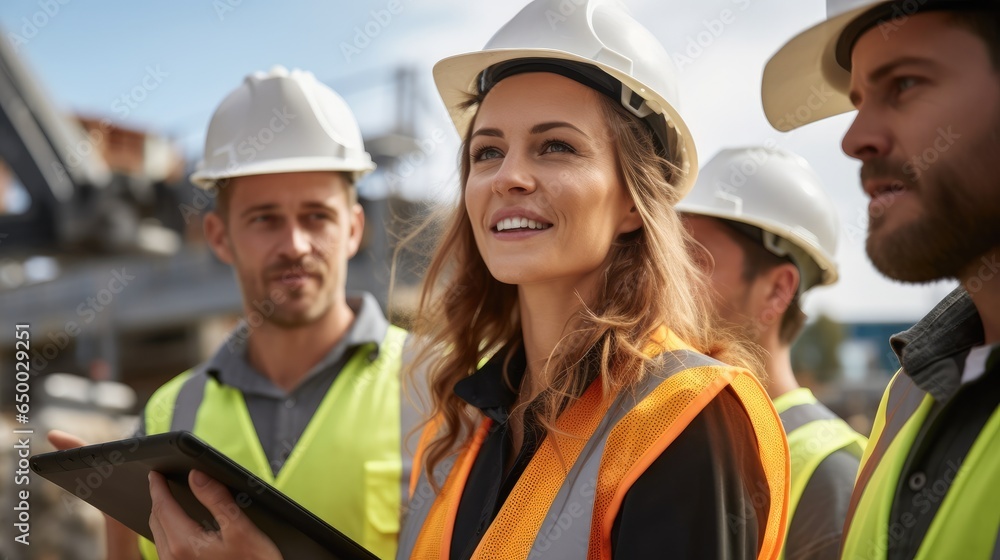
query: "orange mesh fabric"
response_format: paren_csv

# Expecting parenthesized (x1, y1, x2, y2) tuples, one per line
(471, 380, 614, 559)
(730, 373, 789, 560)
(590, 367, 788, 560)
(591, 365, 733, 559)
(411, 420, 491, 560)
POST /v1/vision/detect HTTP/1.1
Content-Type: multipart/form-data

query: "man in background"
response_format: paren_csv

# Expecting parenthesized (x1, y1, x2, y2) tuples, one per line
(679, 146, 866, 560)
(53, 66, 416, 560)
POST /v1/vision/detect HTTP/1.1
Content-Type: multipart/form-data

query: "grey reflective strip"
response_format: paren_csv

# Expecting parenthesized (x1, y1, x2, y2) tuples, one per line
(779, 402, 838, 434)
(397, 333, 445, 560)
(527, 349, 722, 559)
(397, 330, 420, 512)
(398, 454, 455, 560)
(169, 371, 209, 433)
(992, 528, 1000, 560)
(842, 373, 926, 551)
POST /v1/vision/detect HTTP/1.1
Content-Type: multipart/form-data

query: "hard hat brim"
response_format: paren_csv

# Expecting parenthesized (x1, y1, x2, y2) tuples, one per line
(433, 48, 699, 197)
(189, 157, 376, 189)
(676, 202, 840, 286)
(761, 5, 875, 132)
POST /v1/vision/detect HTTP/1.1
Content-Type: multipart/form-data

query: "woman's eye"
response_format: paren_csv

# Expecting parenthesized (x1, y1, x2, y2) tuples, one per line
(542, 140, 574, 154)
(472, 146, 503, 161)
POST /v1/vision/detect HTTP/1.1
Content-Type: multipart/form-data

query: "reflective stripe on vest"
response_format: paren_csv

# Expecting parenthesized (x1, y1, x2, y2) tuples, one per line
(140, 325, 411, 560)
(841, 371, 1000, 559)
(773, 389, 866, 560)
(398, 347, 789, 560)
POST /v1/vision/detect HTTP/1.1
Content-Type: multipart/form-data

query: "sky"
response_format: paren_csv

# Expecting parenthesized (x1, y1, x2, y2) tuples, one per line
(0, 0, 957, 323)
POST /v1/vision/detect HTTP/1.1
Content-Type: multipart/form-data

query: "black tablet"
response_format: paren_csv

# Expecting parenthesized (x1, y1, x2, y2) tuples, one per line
(30, 431, 378, 560)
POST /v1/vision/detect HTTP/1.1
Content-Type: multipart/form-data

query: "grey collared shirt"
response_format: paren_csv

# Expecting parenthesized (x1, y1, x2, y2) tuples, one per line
(139, 292, 390, 476)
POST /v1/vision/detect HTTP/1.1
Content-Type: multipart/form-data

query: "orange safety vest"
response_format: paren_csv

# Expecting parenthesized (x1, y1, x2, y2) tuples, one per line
(397, 331, 789, 560)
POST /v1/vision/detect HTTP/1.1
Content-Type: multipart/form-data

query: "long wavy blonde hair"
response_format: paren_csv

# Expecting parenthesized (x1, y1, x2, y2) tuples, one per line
(408, 88, 762, 483)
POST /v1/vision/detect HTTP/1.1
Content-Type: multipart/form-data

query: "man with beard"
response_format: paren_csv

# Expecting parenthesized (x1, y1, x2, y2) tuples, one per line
(763, 2, 1000, 558)
(679, 146, 866, 560)
(104, 66, 412, 560)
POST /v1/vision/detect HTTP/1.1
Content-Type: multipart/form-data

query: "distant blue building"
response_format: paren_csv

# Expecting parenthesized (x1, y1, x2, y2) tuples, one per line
(842, 322, 912, 378)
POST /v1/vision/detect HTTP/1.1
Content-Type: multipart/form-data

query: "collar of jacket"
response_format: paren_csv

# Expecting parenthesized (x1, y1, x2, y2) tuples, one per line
(890, 287, 984, 402)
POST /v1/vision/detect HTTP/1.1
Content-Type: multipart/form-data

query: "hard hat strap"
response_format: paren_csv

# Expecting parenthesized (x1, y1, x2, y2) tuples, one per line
(478, 58, 620, 100)
(722, 219, 823, 294)
(766, 232, 824, 294)
(620, 85, 653, 118)
(762, 231, 790, 259)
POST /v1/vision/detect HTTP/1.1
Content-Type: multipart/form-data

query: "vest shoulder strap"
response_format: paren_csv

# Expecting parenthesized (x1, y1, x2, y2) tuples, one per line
(529, 350, 727, 560)
(780, 401, 838, 433)
(842, 371, 928, 547)
(143, 366, 209, 435)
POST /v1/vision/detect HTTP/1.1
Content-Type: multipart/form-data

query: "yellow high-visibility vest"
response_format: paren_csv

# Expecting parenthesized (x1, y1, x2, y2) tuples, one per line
(772, 387, 866, 560)
(140, 325, 409, 560)
(840, 371, 1000, 560)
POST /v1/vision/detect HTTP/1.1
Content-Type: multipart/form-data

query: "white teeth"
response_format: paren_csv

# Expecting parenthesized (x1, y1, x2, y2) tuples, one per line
(495, 216, 551, 232)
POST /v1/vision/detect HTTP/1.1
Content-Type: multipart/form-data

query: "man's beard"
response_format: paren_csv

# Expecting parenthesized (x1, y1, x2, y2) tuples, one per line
(865, 153, 1000, 284)
(241, 256, 332, 329)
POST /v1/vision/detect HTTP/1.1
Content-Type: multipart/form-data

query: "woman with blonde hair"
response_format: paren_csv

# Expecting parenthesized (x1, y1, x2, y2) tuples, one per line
(144, 1, 788, 558)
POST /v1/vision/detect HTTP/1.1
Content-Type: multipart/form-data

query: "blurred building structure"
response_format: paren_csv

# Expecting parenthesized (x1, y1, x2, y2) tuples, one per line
(0, 28, 430, 405)
(791, 317, 911, 436)
(0, 28, 434, 558)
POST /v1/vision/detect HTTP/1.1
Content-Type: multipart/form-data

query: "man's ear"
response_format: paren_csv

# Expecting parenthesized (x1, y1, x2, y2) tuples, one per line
(346, 203, 365, 258)
(762, 262, 799, 317)
(204, 212, 234, 265)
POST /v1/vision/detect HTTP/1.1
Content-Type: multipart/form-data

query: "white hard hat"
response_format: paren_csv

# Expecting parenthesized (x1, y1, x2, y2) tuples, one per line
(190, 66, 375, 189)
(676, 147, 840, 291)
(762, 0, 968, 132)
(432, 0, 698, 197)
